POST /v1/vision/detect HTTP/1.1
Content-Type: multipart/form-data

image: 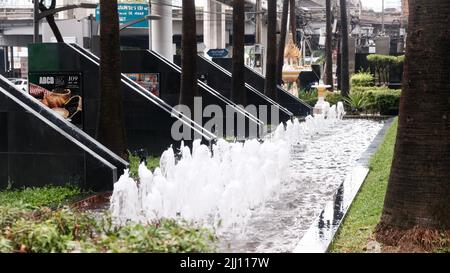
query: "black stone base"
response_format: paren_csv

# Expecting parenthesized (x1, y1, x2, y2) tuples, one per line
(0, 75, 128, 191)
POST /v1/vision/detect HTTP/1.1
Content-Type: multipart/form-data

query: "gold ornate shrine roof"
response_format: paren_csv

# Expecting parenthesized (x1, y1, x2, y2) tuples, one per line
(284, 33, 301, 60)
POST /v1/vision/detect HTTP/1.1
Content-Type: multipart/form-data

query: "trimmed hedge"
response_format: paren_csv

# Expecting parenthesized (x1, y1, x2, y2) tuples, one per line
(367, 54, 404, 85)
(298, 89, 318, 107)
(352, 87, 401, 115)
(325, 91, 344, 105)
(351, 72, 374, 87)
(298, 90, 345, 108)
(299, 86, 400, 115)
(351, 86, 391, 93)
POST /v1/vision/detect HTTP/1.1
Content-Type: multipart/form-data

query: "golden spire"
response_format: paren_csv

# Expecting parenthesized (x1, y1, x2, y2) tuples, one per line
(284, 32, 301, 65)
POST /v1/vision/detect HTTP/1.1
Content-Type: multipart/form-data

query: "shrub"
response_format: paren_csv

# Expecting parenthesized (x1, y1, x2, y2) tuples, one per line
(0, 205, 215, 253)
(368, 89, 401, 115)
(0, 187, 216, 253)
(351, 86, 390, 93)
(0, 186, 81, 208)
(351, 86, 401, 115)
(344, 92, 368, 113)
(299, 90, 345, 108)
(129, 153, 161, 179)
(325, 91, 344, 105)
(298, 89, 318, 107)
(367, 54, 404, 85)
(395, 55, 405, 64)
(351, 72, 374, 87)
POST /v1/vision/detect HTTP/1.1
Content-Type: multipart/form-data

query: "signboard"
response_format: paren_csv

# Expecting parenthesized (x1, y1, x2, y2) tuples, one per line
(28, 73, 83, 128)
(125, 73, 160, 97)
(319, 36, 326, 46)
(207, 49, 229, 58)
(96, 3, 150, 28)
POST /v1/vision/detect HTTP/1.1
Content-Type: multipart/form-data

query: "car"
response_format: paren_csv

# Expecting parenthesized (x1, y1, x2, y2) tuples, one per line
(7, 78, 20, 84)
(12, 78, 28, 92)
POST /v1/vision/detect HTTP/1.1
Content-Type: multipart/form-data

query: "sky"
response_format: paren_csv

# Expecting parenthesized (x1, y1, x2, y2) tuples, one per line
(360, 0, 402, 12)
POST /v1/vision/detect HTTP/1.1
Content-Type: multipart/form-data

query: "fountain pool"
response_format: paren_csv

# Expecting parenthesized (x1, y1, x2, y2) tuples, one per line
(217, 119, 383, 252)
(109, 106, 384, 253)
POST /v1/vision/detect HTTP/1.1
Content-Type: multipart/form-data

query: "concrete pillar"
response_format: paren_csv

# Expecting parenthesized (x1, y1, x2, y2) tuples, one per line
(203, 0, 226, 54)
(261, 21, 268, 75)
(4, 47, 9, 74)
(82, 17, 90, 49)
(151, 0, 173, 62)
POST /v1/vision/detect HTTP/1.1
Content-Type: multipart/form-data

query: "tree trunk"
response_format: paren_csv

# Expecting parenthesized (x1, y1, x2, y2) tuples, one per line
(97, 0, 128, 160)
(324, 0, 333, 90)
(376, 0, 450, 249)
(276, 0, 289, 86)
(179, 0, 199, 111)
(337, 38, 341, 90)
(231, 0, 246, 106)
(264, 0, 278, 101)
(39, 0, 64, 43)
(339, 0, 349, 97)
(289, 0, 296, 45)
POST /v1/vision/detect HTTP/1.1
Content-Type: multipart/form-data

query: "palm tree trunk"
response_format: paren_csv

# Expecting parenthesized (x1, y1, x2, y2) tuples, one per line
(264, 0, 278, 101)
(337, 38, 341, 90)
(324, 0, 333, 90)
(231, 0, 246, 106)
(276, 0, 289, 86)
(339, 0, 349, 97)
(97, 0, 128, 160)
(376, 0, 450, 248)
(179, 0, 199, 110)
(289, 0, 296, 45)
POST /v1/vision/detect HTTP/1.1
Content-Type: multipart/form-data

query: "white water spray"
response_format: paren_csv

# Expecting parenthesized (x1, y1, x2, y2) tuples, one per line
(110, 103, 346, 229)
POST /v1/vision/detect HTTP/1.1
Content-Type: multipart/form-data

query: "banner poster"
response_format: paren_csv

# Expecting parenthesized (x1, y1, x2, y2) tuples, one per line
(126, 73, 160, 97)
(28, 73, 83, 128)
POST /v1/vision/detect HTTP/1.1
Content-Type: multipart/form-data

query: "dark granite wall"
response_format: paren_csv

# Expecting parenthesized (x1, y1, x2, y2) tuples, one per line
(0, 77, 127, 191)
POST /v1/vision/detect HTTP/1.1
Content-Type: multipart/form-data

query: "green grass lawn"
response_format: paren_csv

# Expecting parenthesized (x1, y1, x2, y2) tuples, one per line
(329, 118, 398, 252)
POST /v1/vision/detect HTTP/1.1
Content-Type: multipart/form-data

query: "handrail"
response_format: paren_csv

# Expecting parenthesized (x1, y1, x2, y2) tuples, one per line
(147, 49, 265, 126)
(198, 54, 294, 117)
(245, 64, 313, 111)
(67, 43, 218, 141)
